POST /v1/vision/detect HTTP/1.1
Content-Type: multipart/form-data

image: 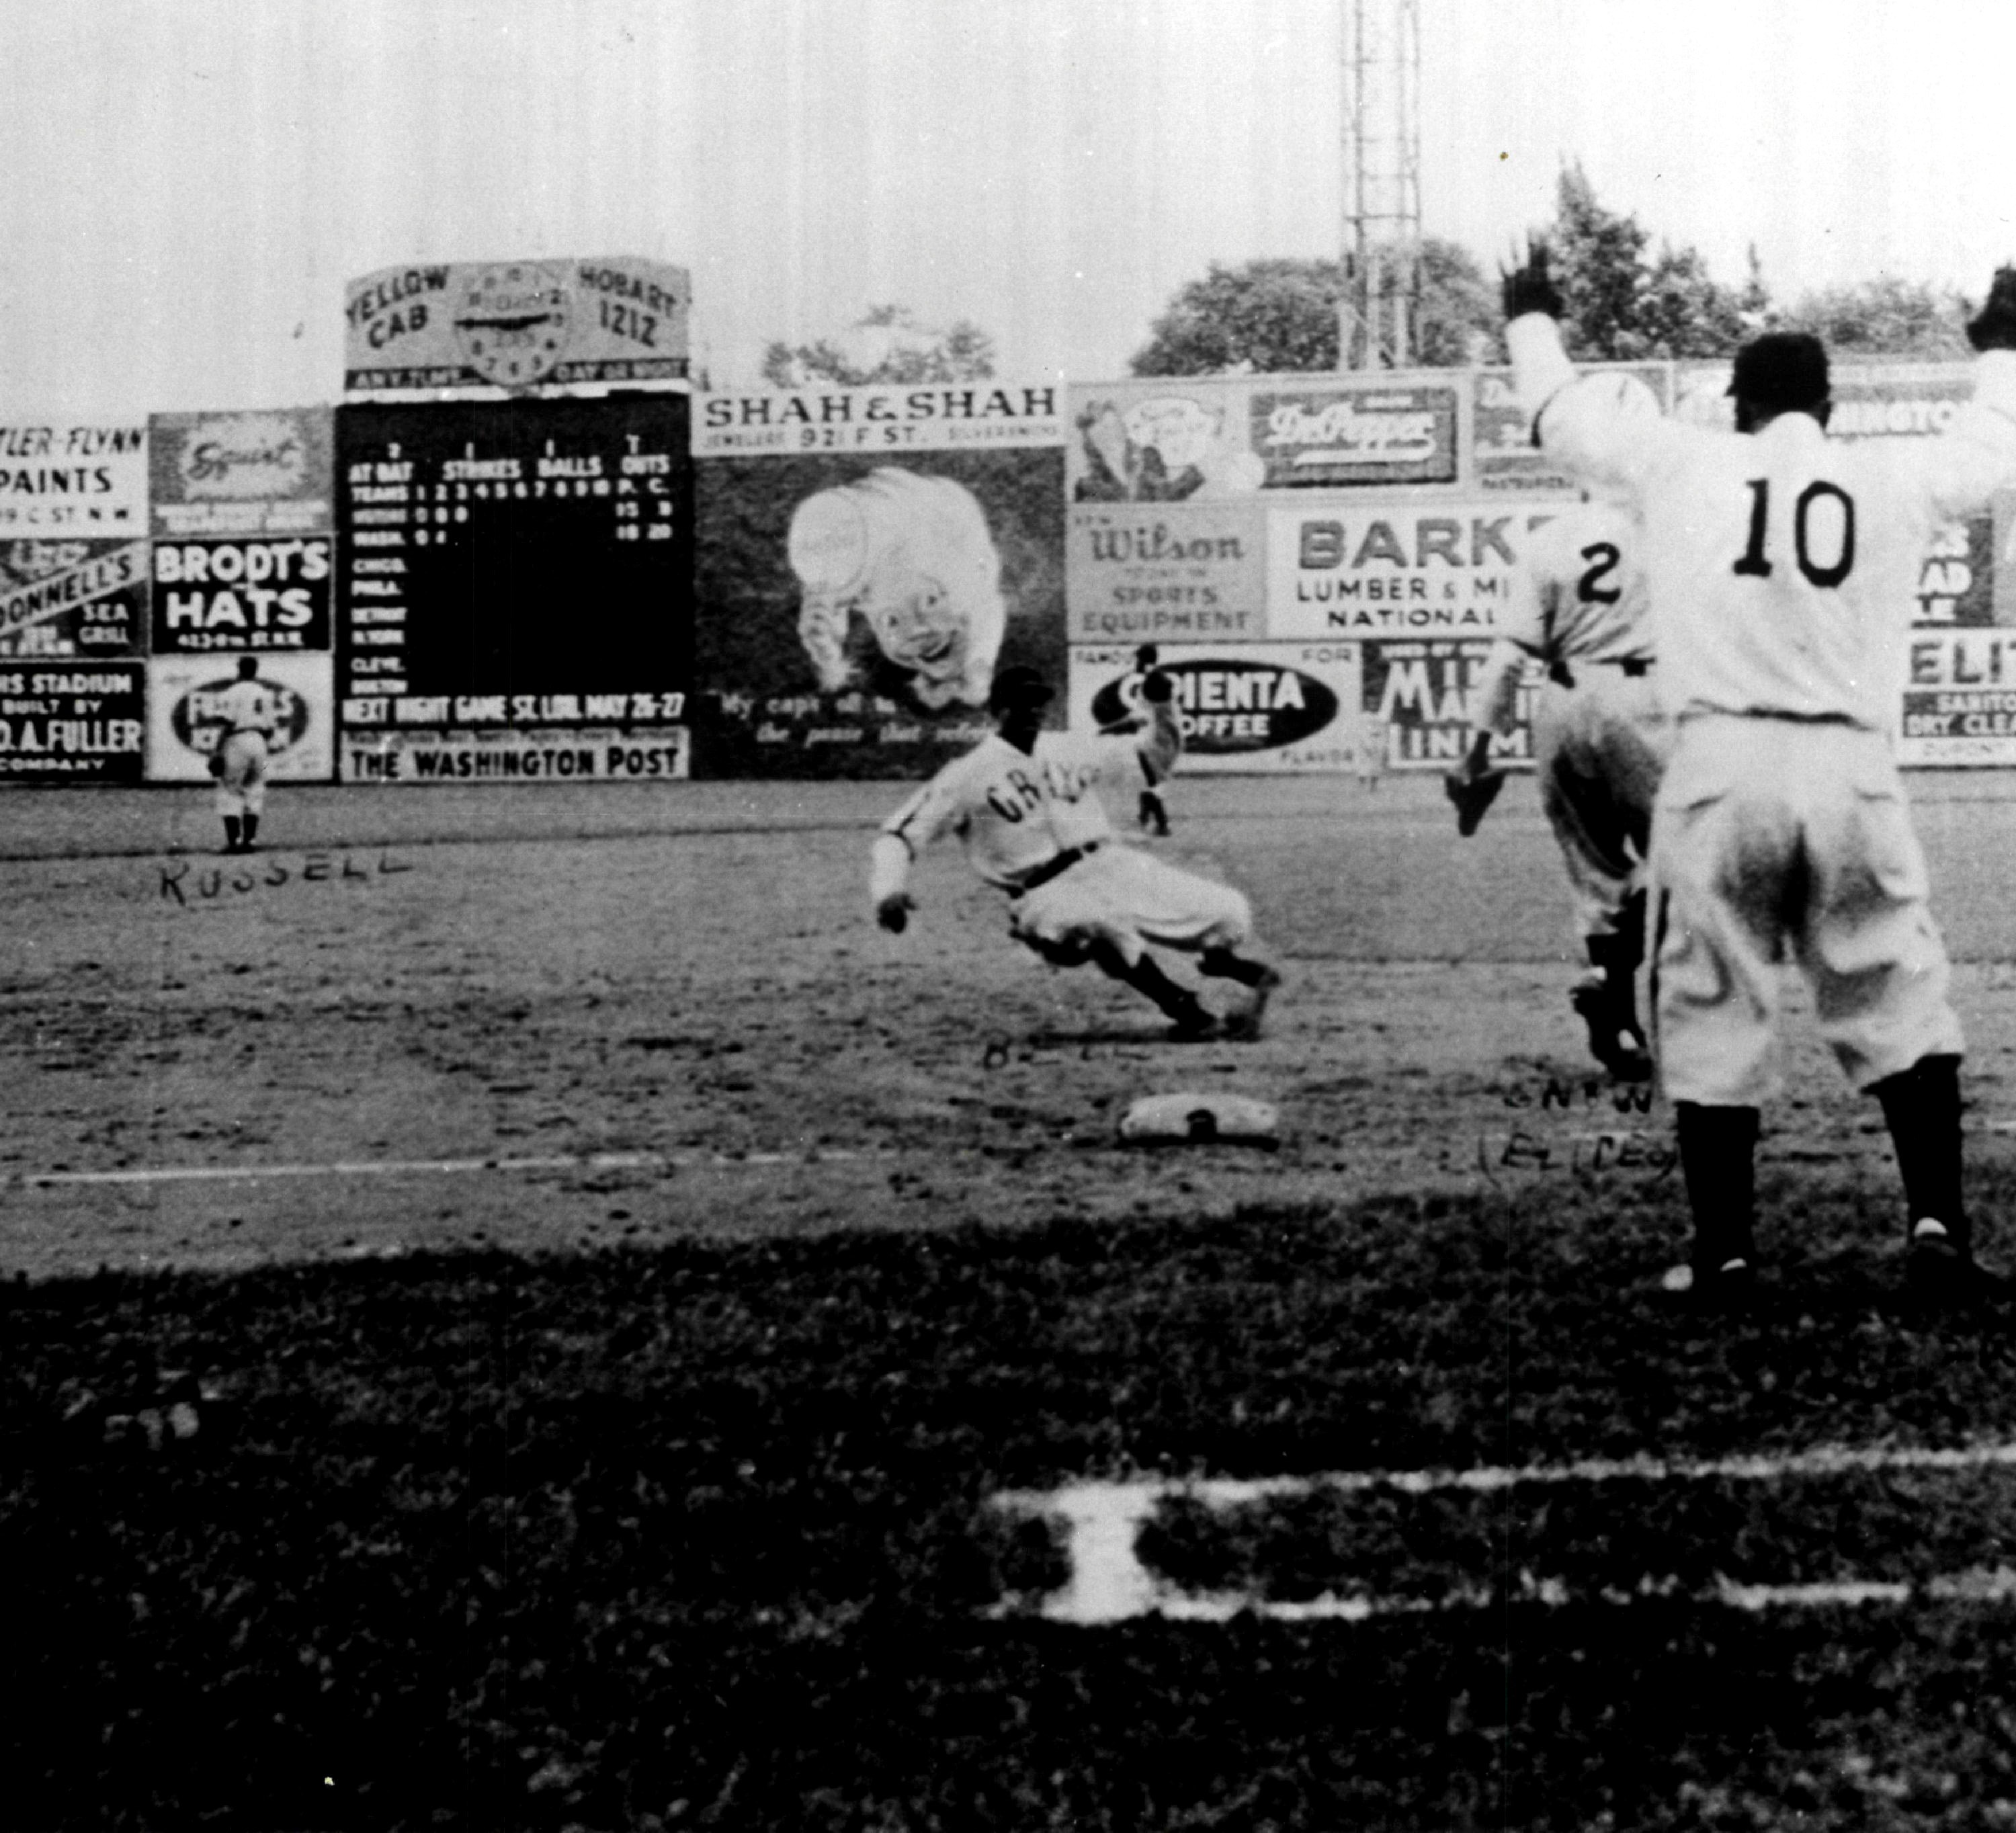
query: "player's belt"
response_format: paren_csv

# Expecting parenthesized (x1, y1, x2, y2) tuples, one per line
(1549, 658, 1653, 690)
(1017, 841, 1100, 894)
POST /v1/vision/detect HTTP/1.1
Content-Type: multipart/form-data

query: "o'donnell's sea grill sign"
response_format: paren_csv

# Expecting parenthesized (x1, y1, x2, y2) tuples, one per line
(344, 257, 691, 393)
(1068, 643, 1362, 775)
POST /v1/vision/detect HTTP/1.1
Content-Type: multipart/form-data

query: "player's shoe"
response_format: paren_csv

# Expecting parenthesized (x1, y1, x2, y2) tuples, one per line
(1165, 1003, 1222, 1043)
(1570, 982, 1653, 1082)
(1906, 1220, 2011, 1309)
(1222, 966, 1283, 1042)
(1658, 1256, 1757, 1312)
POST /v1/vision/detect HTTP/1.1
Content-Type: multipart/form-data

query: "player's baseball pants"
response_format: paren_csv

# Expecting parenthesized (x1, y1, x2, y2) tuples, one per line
(1650, 715, 1963, 1109)
(1009, 843, 1251, 968)
(1532, 670, 1671, 950)
(214, 731, 270, 816)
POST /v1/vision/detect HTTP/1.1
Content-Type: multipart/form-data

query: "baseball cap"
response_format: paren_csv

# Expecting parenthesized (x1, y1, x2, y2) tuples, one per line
(1728, 333, 1830, 418)
(987, 665, 1054, 712)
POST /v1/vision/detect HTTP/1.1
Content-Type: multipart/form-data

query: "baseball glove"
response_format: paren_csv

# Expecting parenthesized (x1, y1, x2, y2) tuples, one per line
(1445, 762, 1506, 837)
(1139, 667, 1173, 704)
(1500, 235, 1565, 321)
(1967, 265, 2016, 352)
(206, 751, 226, 779)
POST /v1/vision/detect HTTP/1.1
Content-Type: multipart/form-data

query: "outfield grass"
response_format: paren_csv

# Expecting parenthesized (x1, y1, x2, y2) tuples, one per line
(11, 1179, 2016, 1830)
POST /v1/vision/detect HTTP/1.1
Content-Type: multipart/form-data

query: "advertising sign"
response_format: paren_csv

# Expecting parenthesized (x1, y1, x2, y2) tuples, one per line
(1067, 501, 1267, 643)
(1068, 642, 1365, 773)
(696, 382, 1065, 458)
(1473, 364, 1668, 493)
(1363, 637, 1529, 771)
(0, 539, 148, 658)
(343, 257, 691, 392)
(1267, 501, 1553, 638)
(0, 660, 145, 781)
(1248, 382, 1459, 489)
(692, 386, 1065, 779)
(1898, 630, 2016, 765)
(148, 408, 333, 536)
(340, 724, 689, 785)
(145, 652, 335, 783)
(0, 423, 147, 532)
(151, 536, 333, 653)
(333, 394, 691, 730)
(1064, 380, 1263, 502)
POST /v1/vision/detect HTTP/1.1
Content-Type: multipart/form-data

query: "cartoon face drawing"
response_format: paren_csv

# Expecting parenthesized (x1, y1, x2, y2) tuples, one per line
(786, 468, 1007, 710)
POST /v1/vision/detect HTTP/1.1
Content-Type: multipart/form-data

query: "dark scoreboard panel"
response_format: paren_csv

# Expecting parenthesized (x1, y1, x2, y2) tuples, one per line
(333, 394, 690, 726)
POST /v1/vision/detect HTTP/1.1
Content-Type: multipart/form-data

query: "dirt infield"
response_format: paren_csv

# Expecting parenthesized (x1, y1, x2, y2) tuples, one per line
(11, 768, 2016, 1281)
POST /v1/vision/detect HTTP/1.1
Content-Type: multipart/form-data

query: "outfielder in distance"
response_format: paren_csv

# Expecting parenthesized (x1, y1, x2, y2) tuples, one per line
(1448, 458, 1671, 1083)
(870, 662, 1282, 1041)
(209, 655, 285, 855)
(1505, 242, 2016, 1305)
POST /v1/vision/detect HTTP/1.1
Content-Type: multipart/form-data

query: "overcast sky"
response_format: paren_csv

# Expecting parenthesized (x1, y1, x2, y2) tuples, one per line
(3, 0, 2011, 416)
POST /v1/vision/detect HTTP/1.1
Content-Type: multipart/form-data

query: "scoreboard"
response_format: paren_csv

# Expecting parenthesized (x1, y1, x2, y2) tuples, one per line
(334, 395, 691, 738)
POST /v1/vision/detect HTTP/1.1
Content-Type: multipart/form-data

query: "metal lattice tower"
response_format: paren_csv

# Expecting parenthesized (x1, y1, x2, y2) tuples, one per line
(1338, 0, 1422, 370)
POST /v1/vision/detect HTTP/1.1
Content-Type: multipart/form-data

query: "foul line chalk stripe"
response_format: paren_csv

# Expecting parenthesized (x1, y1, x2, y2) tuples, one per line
(989, 1564, 2016, 1625)
(17, 1148, 887, 1189)
(994, 1443, 2016, 1623)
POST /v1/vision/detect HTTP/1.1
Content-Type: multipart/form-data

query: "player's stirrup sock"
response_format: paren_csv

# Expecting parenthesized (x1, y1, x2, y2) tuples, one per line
(1675, 1103, 1760, 1271)
(1093, 942, 1209, 1024)
(1587, 927, 1644, 1032)
(1873, 1054, 1968, 1252)
(1198, 947, 1276, 989)
(222, 816, 242, 851)
(242, 815, 259, 847)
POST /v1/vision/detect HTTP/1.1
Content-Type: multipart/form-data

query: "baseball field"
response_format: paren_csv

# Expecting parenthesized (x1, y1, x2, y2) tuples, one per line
(13, 768, 2016, 1829)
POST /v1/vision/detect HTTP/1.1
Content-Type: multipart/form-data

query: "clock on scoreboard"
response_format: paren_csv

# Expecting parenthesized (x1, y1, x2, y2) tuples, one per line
(333, 394, 691, 728)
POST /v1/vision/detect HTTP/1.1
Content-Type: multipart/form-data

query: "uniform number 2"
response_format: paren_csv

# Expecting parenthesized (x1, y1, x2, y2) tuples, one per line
(1732, 477, 1856, 587)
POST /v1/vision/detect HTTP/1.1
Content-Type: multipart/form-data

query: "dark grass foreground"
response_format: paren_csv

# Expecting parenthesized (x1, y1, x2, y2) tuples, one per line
(11, 1180, 2016, 1830)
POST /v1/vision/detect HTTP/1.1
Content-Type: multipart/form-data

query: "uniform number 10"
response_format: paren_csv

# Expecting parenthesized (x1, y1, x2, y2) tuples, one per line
(1732, 478, 1856, 587)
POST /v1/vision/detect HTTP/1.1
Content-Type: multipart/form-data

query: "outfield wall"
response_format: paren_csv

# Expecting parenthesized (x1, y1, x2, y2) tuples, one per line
(1062, 361, 2016, 773)
(3, 331, 2009, 783)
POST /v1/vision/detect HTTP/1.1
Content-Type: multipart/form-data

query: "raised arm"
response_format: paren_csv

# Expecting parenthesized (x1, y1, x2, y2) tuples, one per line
(1906, 266, 2016, 519)
(1501, 239, 1687, 499)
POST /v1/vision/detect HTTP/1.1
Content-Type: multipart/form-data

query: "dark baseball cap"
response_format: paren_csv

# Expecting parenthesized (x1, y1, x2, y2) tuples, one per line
(988, 665, 1054, 712)
(1728, 332, 1831, 417)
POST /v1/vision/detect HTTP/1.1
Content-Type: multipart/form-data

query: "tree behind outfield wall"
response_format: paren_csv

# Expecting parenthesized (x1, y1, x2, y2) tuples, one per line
(1127, 241, 1499, 376)
(1773, 276, 1974, 359)
(762, 304, 996, 387)
(1548, 162, 1753, 359)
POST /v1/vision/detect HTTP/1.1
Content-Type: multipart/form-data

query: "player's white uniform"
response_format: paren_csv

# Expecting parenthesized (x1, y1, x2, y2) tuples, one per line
(1476, 500, 1671, 952)
(1511, 318, 2016, 1107)
(872, 726, 1251, 968)
(210, 677, 280, 817)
